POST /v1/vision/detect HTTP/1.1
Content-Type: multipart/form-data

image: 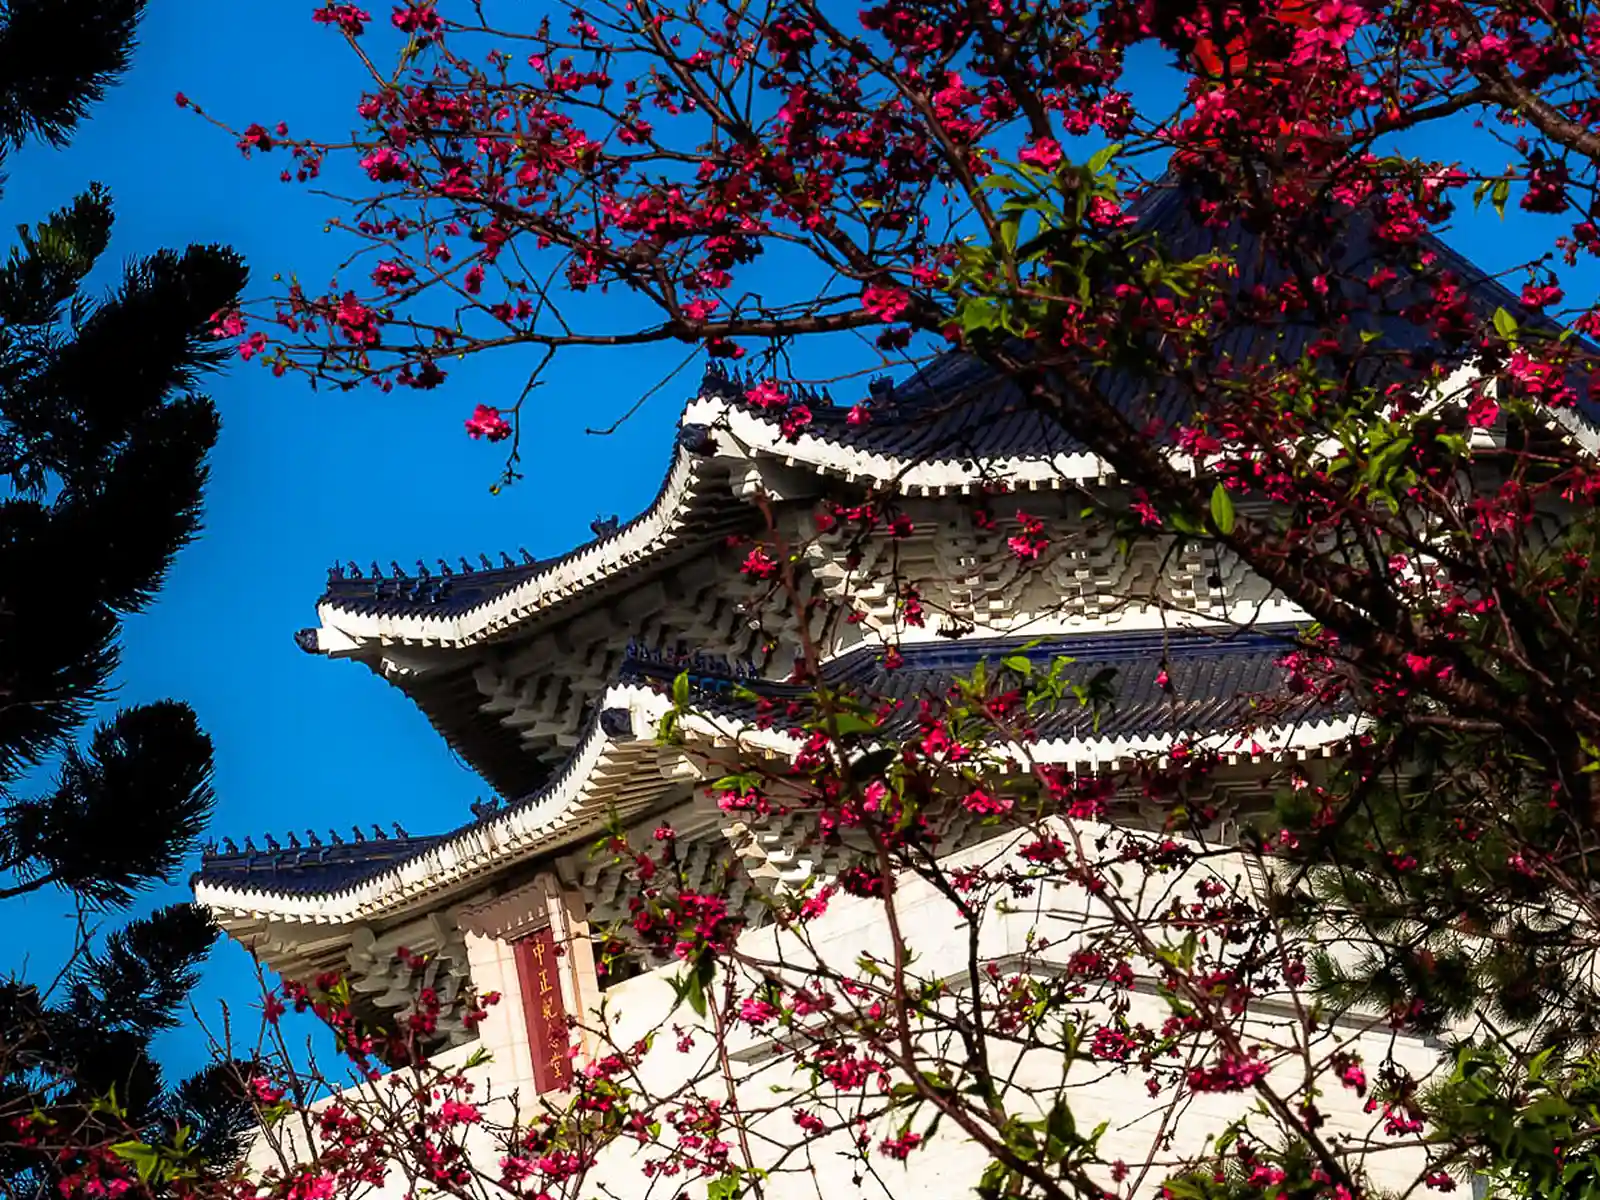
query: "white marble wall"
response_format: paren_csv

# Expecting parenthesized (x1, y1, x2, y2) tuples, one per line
(248, 823, 1448, 1200)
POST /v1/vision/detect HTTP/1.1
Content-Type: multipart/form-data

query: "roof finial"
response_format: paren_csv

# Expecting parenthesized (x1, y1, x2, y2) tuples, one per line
(458, 556, 474, 574)
(519, 547, 536, 565)
(390, 560, 407, 579)
(351, 825, 365, 842)
(221, 837, 239, 855)
(287, 831, 301, 848)
(370, 561, 383, 579)
(371, 823, 387, 841)
(305, 829, 322, 846)
(264, 833, 281, 851)
(328, 828, 343, 845)
(591, 514, 620, 538)
(415, 559, 431, 580)
(347, 561, 363, 579)
(500, 550, 516, 568)
(437, 558, 454, 576)
(243, 837, 258, 853)
(479, 553, 494, 570)
(392, 821, 409, 838)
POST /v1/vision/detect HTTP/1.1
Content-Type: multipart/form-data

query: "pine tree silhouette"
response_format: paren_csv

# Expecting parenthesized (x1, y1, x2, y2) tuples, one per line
(0, 1, 251, 1188)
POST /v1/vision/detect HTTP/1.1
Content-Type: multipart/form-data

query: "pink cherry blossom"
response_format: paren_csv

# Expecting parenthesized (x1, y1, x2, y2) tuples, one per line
(464, 404, 512, 441)
(740, 546, 779, 579)
(1017, 136, 1063, 170)
(861, 284, 911, 322)
(744, 380, 789, 410)
(313, 3, 372, 34)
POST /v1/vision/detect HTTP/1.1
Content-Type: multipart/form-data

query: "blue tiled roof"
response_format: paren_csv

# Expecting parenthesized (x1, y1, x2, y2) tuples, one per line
(194, 834, 446, 898)
(722, 175, 1599, 459)
(318, 550, 550, 619)
(199, 626, 1331, 901)
(626, 624, 1330, 743)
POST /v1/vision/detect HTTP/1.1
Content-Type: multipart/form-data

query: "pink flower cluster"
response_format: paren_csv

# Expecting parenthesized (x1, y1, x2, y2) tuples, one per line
(464, 404, 512, 441)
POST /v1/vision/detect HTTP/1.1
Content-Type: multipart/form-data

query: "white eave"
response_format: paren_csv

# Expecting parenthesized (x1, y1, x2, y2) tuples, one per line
(310, 447, 718, 654)
(681, 395, 1124, 493)
(307, 392, 1147, 655)
(196, 683, 1356, 928)
(197, 685, 679, 926)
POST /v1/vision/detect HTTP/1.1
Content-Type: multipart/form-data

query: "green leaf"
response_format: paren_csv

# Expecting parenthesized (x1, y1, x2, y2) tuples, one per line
(828, 712, 878, 736)
(1528, 1046, 1556, 1081)
(1367, 435, 1412, 484)
(110, 1142, 161, 1183)
(1491, 177, 1511, 217)
(957, 297, 1001, 334)
(707, 1174, 742, 1200)
(1209, 484, 1236, 535)
(1087, 142, 1123, 175)
(977, 1160, 1011, 1200)
(978, 174, 1025, 193)
(87, 1087, 124, 1118)
(692, 952, 715, 1017)
(1169, 508, 1202, 536)
(672, 670, 690, 709)
(672, 958, 711, 1019)
(1001, 655, 1034, 676)
(999, 218, 1020, 256)
(1494, 306, 1518, 340)
(1045, 1099, 1077, 1156)
(656, 709, 679, 743)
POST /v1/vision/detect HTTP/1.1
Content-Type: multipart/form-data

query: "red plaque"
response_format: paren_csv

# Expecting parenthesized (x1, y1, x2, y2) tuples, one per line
(514, 928, 572, 1093)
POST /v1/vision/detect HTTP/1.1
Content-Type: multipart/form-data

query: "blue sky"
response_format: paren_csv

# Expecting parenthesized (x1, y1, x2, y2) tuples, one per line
(0, 2, 685, 1070)
(0, 3, 1589, 1076)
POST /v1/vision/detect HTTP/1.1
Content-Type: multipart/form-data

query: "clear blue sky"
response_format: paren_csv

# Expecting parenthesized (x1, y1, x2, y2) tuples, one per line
(0, 1, 686, 1070)
(0, 3, 1589, 1075)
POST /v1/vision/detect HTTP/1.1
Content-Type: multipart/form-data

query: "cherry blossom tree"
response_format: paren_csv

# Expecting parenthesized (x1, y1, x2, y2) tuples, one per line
(161, 1, 1600, 1197)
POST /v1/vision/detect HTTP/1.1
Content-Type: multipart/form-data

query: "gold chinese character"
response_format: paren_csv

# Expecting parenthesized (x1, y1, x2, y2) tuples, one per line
(537, 969, 552, 994)
(531, 939, 547, 964)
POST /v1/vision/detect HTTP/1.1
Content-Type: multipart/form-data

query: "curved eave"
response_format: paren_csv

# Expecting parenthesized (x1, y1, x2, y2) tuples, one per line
(310, 444, 742, 657)
(1533, 400, 1600, 458)
(686, 394, 1120, 494)
(318, 366, 1600, 659)
(196, 688, 1356, 928)
(307, 396, 1137, 656)
(196, 685, 681, 927)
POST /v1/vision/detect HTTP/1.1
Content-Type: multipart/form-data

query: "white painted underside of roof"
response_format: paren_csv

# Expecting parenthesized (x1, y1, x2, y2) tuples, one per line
(196, 680, 1357, 926)
(682, 394, 1127, 493)
(312, 449, 711, 655)
(310, 361, 1600, 657)
(196, 684, 672, 925)
(309, 393, 1176, 654)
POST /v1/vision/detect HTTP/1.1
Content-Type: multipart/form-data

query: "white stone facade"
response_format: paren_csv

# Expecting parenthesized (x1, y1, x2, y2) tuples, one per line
(247, 820, 1445, 1200)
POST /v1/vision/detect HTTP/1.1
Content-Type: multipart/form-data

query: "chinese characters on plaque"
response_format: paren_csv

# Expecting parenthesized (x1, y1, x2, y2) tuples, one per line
(514, 927, 571, 1093)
